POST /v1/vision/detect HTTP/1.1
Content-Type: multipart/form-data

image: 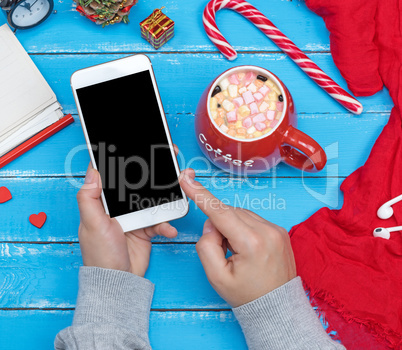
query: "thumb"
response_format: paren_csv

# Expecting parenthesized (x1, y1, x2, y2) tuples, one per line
(77, 168, 105, 227)
(196, 219, 228, 283)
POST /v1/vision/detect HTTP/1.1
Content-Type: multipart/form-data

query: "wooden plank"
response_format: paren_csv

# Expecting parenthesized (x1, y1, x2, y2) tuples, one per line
(0, 112, 388, 178)
(1, 0, 331, 54)
(0, 310, 247, 350)
(0, 243, 348, 326)
(0, 2, 366, 348)
(0, 176, 345, 242)
(0, 52, 391, 177)
(0, 243, 225, 309)
(149, 311, 247, 350)
(27, 53, 391, 116)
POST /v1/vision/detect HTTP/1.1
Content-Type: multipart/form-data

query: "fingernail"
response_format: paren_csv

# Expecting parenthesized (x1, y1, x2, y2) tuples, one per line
(203, 220, 213, 234)
(85, 169, 96, 184)
(185, 173, 194, 184)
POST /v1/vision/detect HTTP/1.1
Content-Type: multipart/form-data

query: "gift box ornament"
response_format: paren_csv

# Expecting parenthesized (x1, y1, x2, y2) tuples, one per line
(140, 7, 174, 49)
(74, 0, 138, 27)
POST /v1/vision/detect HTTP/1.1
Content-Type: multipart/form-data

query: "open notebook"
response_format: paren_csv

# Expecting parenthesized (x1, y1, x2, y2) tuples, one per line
(0, 24, 73, 167)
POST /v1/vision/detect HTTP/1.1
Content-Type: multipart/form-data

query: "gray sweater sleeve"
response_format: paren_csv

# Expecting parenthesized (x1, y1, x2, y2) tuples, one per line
(55, 266, 154, 350)
(233, 276, 345, 350)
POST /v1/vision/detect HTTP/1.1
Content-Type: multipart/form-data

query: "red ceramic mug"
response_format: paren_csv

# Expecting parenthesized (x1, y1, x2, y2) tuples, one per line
(195, 65, 327, 175)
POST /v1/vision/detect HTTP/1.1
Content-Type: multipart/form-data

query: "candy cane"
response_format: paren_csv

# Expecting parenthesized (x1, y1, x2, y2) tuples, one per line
(203, 0, 363, 115)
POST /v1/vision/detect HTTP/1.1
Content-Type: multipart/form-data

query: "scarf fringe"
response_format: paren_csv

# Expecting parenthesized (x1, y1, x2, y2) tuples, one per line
(303, 281, 402, 349)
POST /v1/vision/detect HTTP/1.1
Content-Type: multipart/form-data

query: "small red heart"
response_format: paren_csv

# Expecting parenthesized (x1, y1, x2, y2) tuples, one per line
(0, 186, 12, 203)
(29, 212, 47, 228)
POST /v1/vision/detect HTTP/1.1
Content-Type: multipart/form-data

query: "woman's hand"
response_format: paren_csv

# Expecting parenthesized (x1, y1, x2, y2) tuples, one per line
(180, 169, 297, 307)
(77, 164, 178, 277)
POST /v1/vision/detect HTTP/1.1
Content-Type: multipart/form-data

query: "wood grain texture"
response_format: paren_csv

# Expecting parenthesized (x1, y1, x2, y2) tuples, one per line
(25, 53, 392, 116)
(0, 112, 389, 177)
(0, 243, 225, 309)
(0, 52, 392, 178)
(0, 176, 347, 242)
(0, 310, 247, 350)
(0, 0, 393, 346)
(2, 0, 330, 54)
(0, 243, 354, 323)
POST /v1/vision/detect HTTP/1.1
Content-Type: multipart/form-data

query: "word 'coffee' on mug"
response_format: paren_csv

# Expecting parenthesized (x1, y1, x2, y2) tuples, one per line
(198, 133, 254, 167)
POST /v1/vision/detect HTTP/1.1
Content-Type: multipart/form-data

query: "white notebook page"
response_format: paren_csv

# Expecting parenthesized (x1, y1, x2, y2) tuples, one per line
(0, 24, 56, 143)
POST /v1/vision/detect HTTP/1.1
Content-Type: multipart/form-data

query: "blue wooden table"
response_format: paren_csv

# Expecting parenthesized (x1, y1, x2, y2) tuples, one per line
(0, 0, 393, 348)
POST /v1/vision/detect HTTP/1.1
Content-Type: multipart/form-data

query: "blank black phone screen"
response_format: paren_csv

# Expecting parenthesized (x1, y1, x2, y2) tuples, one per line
(76, 70, 183, 218)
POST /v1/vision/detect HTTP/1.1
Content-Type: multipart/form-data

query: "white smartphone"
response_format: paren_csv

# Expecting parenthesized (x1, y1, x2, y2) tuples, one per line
(71, 54, 188, 232)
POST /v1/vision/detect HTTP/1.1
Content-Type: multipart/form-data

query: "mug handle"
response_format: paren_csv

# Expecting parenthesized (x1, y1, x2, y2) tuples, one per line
(280, 126, 327, 172)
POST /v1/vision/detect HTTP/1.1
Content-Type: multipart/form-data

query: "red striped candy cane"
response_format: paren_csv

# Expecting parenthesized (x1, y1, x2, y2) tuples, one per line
(203, 0, 363, 115)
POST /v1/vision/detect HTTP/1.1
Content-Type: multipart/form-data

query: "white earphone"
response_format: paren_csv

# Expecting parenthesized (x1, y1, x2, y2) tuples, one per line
(373, 194, 402, 239)
(373, 226, 402, 239)
(377, 194, 402, 219)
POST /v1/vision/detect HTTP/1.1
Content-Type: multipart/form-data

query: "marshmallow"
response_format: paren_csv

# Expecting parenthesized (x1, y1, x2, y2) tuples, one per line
(215, 117, 224, 126)
(266, 110, 275, 120)
(229, 74, 240, 85)
(253, 113, 266, 123)
(237, 105, 251, 118)
(259, 85, 270, 96)
(242, 90, 255, 104)
(239, 87, 247, 94)
(228, 129, 236, 137)
(220, 124, 229, 133)
(259, 101, 269, 112)
(220, 78, 230, 91)
(228, 84, 238, 98)
(215, 92, 225, 103)
(237, 72, 245, 80)
(211, 70, 286, 140)
(233, 97, 244, 108)
(237, 127, 246, 135)
(268, 101, 277, 110)
(210, 97, 218, 111)
(255, 122, 267, 131)
(247, 126, 257, 134)
(222, 100, 235, 112)
(242, 117, 252, 129)
(250, 102, 259, 115)
(217, 108, 226, 119)
(272, 85, 281, 95)
(247, 83, 257, 93)
(226, 110, 237, 122)
(244, 71, 256, 86)
(268, 90, 278, 101)
(253, 92, 263, 103)
(254, 79, 264, 88)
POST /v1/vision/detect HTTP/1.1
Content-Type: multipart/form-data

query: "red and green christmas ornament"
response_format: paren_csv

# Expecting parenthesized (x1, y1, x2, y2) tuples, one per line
(74, 0, 137, 26)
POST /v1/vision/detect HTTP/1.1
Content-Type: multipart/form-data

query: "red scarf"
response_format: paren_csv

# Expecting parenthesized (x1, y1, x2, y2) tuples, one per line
(290, 0, 402, 348)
